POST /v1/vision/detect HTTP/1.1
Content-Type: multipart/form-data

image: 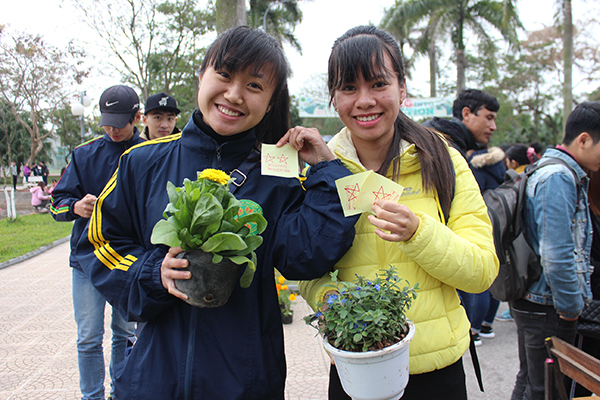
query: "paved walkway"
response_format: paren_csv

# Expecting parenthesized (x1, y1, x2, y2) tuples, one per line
(0, 241, 519, 399)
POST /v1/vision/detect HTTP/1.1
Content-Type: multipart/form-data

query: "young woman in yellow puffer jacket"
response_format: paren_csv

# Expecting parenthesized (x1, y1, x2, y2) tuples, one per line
(297, 26, 499, 400)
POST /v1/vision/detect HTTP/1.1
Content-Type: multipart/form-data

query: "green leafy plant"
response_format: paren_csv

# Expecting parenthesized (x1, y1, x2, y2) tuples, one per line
(150, 169, 267, 288)
(305, 266, 418, 352)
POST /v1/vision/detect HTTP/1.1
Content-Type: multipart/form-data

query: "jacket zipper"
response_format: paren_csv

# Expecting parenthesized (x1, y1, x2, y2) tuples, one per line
(184, 307, 198, 400)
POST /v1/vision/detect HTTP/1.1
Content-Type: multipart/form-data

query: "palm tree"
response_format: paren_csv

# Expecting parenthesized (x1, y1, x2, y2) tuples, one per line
(562, 0, 573, 129)
(216, 0, 246, 34)
(382, 0, 523, 94)
(248, 0, 303, 53)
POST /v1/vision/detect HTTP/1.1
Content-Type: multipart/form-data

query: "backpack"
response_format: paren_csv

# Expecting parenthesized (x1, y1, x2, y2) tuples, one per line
(483, 158, 580, 302)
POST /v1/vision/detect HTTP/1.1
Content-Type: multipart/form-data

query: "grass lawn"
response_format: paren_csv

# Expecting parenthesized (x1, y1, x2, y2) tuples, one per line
(0, 213, 72, 263)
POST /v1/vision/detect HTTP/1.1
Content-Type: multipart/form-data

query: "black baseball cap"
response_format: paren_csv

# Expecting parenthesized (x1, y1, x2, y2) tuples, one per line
(144, 92, 180, 115)
(99, 85, 140, 129)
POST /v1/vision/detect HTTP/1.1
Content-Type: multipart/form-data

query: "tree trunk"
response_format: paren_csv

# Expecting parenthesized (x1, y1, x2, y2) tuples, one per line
(428, 41, 437, 98)
(456, 2, 466, 94)
(456, 48, 467, 93)
(563, 0, 573, 130)
(216, 0, 246, 34)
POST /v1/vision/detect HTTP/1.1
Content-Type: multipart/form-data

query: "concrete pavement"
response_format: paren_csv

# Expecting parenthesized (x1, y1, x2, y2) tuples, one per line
(0, 241, 519, 399)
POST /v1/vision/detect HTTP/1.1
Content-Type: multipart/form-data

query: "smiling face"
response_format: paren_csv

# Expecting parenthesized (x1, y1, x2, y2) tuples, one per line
(332, 55, 405, 151)
(462, 106, 497, 145)
(142, 110, 178, 139)
(197, 65, 276, 136)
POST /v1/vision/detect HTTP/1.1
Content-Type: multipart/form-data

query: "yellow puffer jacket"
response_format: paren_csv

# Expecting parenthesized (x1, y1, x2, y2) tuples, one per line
(299, 127, 499, 375)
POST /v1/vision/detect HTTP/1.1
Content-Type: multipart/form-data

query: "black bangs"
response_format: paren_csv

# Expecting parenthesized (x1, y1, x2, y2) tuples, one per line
(201, 26, 289, 87)
(328, 34, 392, 96)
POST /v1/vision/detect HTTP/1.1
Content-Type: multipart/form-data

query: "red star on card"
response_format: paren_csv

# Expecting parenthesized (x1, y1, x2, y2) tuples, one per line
(335, 171, 405, 217)
(261, 144, 299, 178)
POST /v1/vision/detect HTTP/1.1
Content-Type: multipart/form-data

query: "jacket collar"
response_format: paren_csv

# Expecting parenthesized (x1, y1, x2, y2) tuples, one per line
(179, 114, 257, 172)
(542, 147, 588, 182)
(102, 126, 142, 147)
(327, 127, 417, 176)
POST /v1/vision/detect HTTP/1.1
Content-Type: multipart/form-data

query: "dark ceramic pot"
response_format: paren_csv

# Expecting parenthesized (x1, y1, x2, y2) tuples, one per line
(175, 250, 244, 308)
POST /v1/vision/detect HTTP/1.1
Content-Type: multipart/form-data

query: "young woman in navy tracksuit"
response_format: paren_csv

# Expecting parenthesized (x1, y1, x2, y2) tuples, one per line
(76, 26, 358, 399)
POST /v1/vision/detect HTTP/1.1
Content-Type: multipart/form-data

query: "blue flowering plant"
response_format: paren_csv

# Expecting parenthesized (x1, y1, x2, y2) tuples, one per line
(304, 266, 418, 352)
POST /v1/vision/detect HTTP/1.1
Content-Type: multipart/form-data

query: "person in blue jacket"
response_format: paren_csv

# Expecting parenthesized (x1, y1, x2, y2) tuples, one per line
(50, 85, 144, 400)
(75, 26, 358, 400)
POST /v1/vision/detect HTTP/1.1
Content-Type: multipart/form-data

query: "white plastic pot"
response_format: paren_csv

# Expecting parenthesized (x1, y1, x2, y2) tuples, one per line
(323, 320, 415, 400)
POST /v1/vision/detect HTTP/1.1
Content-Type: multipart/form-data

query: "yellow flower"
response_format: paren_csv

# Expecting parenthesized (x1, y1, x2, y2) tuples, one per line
(276, 283, 282, 291)
(281, 285, 288, 291)
(198, 169, 231, 185)
(278, 276, 285, 284)
(289, 294, 297, 301)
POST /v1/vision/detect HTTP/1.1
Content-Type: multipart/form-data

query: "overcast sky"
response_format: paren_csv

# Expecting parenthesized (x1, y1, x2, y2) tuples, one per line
(1, 0, 582, 103)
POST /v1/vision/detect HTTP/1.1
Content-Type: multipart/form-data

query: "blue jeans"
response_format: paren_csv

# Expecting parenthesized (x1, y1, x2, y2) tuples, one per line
(483, 293, 501, 326)
(72, 268, 135, 400)
(458, 290, 489, 332)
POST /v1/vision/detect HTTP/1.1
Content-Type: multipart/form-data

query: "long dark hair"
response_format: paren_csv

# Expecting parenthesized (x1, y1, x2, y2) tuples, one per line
(328, 25, 454, 213)
(199, 26, 290, 146)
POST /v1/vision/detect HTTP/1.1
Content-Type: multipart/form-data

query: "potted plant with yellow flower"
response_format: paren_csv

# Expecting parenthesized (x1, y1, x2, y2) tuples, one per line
(151, 169, 267, 308)
(275, 272, 297, 324)
(305, 266, 418, 400)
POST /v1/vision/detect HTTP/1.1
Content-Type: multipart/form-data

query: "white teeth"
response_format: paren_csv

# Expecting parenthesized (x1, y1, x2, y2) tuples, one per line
(356, 114, 380, 122)
(218, 105, 241, 117)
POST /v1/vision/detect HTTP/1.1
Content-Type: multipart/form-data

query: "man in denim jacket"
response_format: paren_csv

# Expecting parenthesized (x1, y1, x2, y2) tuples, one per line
(510, 102, 600, 400)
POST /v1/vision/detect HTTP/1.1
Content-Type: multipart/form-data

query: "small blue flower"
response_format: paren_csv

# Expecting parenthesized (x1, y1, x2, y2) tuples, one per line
(374, 284, 381, 291)
(315, 311, 323, 318)
(327, 294, 338, 305)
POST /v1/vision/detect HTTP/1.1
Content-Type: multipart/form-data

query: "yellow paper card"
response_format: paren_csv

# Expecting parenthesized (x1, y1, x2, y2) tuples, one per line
(335, 171, 404, 217)
(356, 172, 404, 211)
(261, 144, 299, 178)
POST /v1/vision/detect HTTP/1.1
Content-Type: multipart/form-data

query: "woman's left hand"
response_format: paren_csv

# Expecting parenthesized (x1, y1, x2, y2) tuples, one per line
(276, 126, 335, 166)
(368, 200, 420, 242)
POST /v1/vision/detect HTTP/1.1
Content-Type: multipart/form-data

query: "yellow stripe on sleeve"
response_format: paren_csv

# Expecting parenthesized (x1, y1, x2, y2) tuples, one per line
(87, 136, 180, 271)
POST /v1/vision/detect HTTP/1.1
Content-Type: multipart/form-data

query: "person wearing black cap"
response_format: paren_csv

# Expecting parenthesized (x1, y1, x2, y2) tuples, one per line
(140, 92, 181, 140)
(50, 84, 143, 400)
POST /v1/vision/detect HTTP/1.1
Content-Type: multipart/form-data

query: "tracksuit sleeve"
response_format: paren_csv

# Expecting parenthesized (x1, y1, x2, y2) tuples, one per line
(263, 159, 359, 281)
(50, 153, 84, 221)
(75, 154, 175, 322)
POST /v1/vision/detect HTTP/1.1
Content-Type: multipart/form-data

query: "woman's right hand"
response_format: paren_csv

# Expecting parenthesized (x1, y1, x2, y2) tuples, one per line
(368, 200, 420, 242)
(160, 247, 191, 300)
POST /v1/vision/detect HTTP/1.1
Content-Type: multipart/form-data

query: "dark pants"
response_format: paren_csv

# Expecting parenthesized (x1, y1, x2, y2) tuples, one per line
(329, 357, 467, 400)
(458, 290, 488, 331)
(12, 175, 17, 190)
(510, 299, 578, 400)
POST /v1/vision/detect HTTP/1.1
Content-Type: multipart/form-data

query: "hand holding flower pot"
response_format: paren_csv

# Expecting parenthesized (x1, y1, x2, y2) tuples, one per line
(151, 169, 267, 307)
(305, 266, 418, 400)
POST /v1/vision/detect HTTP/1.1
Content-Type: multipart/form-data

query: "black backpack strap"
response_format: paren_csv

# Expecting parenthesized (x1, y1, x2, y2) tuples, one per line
(229, 149, 261, 195)
(470, 331, 485, 392)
